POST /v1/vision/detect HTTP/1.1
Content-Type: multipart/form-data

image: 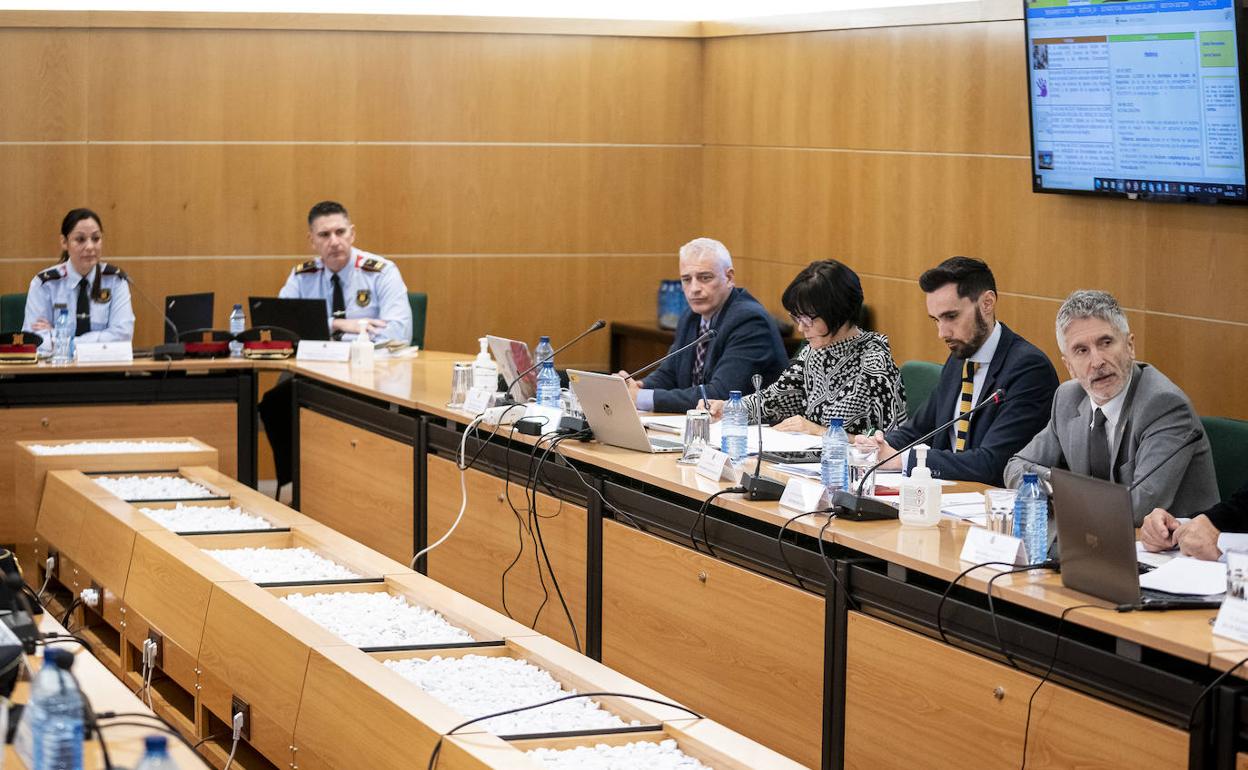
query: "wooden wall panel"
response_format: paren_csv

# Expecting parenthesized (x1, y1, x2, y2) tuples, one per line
(88, 30, 702, 143)
(703, 21, 1028, 155)
(0, 29, 87, 141)
(0, 146, 88, 262)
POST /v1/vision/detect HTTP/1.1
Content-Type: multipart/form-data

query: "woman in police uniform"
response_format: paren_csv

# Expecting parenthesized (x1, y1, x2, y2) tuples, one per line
(23, 209, 134, 352)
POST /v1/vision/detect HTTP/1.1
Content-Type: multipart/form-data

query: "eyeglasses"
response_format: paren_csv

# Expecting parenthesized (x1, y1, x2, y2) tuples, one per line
(789, 313, 817, 327)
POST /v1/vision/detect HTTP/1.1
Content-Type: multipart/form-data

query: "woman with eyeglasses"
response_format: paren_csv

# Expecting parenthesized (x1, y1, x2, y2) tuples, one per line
(711, 259, 905, 436)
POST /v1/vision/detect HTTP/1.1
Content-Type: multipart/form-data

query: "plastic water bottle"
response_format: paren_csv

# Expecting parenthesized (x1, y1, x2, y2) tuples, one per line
(135, 735, 179, 770)
(720, 390, 749, 463)
(52, 304, 73, 365)
(20, 648, 84, 770)
(534, 335, 554, 366)
(821, 418, 850, 493)
(536, 362, 561, 410)
(228, 303, 245, 357)
(1013, 473, 1048, 564)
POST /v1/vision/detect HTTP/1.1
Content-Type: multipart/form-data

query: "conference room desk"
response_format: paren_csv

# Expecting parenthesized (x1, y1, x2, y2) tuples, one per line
(0, 358, 259, 547)
(284, 354, 1248, 770)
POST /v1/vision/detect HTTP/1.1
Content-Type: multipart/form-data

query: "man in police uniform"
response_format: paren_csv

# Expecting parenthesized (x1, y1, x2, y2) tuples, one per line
(278, 200, 412, 343)
(260, 201, 414, 494)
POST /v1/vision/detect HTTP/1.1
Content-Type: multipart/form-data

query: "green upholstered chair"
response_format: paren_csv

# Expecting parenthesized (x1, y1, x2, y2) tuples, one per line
(1202, 415, 1248, 501)
(1, 292, 26, 330)
(900, 360, 943, 417)
(408, 292, 427, 349)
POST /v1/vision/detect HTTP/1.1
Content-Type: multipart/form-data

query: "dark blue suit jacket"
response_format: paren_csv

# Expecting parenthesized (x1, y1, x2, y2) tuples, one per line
(644, 287, 788, 413)
(884, 323, 1059, 486)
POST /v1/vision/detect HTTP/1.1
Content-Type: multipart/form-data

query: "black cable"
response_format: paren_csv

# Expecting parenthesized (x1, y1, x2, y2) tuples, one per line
(38, 633, 90, 648)
(815, 513, 860, 612)
(688, 488, 746, 557)
(499, 421, 531, 620)
(95, 711, 203, 755)
(775, 508, 835, 591)
(934, 561, 1019, 646)
(193, 731, 224, 749)
(1187, 653, 1248, 731)
(985, 562, 1059, 669)
(426, 691, 704, 770)
(59, 597, 82, 629)
(1018, 603, 1097, 770)
(525, 432, 582, 652)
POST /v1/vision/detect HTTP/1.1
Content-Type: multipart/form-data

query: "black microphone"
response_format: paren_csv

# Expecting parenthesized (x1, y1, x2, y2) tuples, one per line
(831, 388, 1006, 521)
(1127, 427, 1204, 492)
(740, 373, 785, 501)
(123, 273, 186, 359)
(625, 327, 717, 382)
(500, 320, 606, 403)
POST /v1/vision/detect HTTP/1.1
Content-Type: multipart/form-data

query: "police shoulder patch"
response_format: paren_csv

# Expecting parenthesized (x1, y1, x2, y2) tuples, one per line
(37, 267, 63, 284)
(359, 258, 386, 273)
(295, 260, 321, 275)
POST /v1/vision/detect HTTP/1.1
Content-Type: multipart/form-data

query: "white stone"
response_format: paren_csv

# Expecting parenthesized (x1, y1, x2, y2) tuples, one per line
(527, 739, 714, 770)
(27, 440, 201, 456)
(280, 591, 474, 647)
(93, 474, 215, 501)
(205, 547, 361, 583)
(137, 503, 273, 533)
(383, 655, 633, 735)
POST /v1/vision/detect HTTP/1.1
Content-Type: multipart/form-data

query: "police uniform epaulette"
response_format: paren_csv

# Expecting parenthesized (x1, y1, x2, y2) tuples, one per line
(295, 260, 321, 275)
(359, 258, 386, 272)
(37, 267, 62, 284)
(101, 263, 128, 280)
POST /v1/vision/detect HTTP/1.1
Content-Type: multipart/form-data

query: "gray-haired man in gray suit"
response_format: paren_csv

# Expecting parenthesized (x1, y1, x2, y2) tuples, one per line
(1004, 290, 1217, 525)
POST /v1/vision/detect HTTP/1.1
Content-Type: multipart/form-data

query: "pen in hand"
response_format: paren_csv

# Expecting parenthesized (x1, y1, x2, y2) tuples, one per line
(699, 383, 710, 411)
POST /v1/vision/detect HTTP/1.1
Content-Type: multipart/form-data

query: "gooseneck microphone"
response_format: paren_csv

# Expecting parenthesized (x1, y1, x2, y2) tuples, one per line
(832, 389, 1006, 521)
(121, 272, 186, 359)
(740, 373, 786, 501)
(625, 327, 718, 382)
(500, 320, 606, 403)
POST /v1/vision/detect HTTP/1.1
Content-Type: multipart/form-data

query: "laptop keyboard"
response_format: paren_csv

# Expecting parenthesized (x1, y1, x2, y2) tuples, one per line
(648, 437, 684, 451)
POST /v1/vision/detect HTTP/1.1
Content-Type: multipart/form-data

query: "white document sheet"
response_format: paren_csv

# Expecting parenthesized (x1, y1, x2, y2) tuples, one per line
(1138, 557, 1227, 596)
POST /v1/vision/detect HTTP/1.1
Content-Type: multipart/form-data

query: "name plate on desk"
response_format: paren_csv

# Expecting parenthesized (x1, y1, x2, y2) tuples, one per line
(696, 448, 739, 483)
(779, 478, 825, 514)
(959, 526, 1026, 567)
(75, 341, 132, 363)
(462, 388, 494, 415)
(296, 340, 351, 362)
(1214, 552, 1248, 643)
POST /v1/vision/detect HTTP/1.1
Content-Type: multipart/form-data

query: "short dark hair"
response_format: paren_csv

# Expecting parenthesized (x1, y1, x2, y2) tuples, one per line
(781, 260, 864, 332)
(307, 200, 349, 227)
(918, 256, 996, 301)
(58, 208, 103, 263)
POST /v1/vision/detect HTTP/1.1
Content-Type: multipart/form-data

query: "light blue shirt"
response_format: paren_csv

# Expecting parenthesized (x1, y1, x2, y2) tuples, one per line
(278, 247, 412, 343)
(23, 261, 135, 353)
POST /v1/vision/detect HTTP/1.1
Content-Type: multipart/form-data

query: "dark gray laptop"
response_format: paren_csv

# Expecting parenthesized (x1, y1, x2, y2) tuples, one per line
(1050, 468, 1222, 609)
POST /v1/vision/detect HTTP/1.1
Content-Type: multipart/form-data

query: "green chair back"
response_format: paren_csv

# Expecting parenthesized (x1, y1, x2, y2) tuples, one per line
(900, 360, 943, 417)
(1202, 415, 1248, 500)
(1, 292, 26, 330)
(408, 292, 427, 349)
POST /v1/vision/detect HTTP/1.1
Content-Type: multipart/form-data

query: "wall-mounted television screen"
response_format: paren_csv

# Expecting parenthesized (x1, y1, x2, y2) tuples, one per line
(1025, 0, 1248, 204)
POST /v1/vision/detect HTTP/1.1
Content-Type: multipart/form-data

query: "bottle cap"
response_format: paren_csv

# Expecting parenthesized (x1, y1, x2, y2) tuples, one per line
(728, 390, 741, 399)
(1023, 472, 1039, 484)
(539, 336, 550, 343)
(478, 337, 489, 354)
(830, 418, 844, 428)
(144, 735, 169, 755)
(910, 443, 932, 479)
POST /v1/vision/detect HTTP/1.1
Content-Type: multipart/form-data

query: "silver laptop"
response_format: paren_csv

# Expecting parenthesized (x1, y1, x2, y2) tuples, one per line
(1050, 468, 1222, 609)
(486, 335, 536, 401)
(567, 370, 683, 453)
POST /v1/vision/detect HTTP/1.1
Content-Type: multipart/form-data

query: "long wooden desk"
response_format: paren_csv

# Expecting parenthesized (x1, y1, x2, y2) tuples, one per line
(7, 354, 1248, 768)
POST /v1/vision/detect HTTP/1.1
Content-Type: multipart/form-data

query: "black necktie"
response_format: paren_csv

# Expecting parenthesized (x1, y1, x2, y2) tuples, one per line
(76, 278, 90, 336)
(330, 274, 345, 319)
(1088, 407, 1111, 480)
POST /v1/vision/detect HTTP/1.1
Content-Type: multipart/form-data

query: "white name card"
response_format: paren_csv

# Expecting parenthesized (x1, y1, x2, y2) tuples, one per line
(523, 404, 564, 436)
(1214, 552, 1248, 643)
(779, 478, 825, 514)
(959, 526, 1026, 568)
(696, 448, 739, 483)
(296, 340, 351, 362)
(462, 388, 494, 415)
(75, 341, 132, 363)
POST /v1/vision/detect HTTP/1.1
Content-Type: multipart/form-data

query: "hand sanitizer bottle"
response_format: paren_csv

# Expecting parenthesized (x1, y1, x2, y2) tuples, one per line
(898, 444, 942, 527)
(473, 337, 498, 392)
(350, 319, 374, 368)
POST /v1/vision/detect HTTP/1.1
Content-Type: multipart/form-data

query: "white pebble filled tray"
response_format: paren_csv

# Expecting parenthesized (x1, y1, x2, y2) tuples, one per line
(93, 474, 218, 501)
(279, 591, 476, 649)
(527, 738, 714, 770)
(383, 653, 636, 736)
(137, 502, 275, 533)
(27, 440, 202, 455)
(205, 546, 362, 584)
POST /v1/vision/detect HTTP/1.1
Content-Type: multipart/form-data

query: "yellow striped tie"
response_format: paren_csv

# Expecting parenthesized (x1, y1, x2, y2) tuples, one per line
(954, 360, 976, 452)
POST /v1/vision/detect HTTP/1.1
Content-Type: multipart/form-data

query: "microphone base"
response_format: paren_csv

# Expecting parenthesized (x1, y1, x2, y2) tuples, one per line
(153, 343, 186, 360)
(829, 489, 899, 521)
(741, 471, 786, 501)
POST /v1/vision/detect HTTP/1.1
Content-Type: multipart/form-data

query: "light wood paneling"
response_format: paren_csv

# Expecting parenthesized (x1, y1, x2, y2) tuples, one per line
(600, 520, 824, 768)
(1143, 315, 1248, 419)
(703, 21, 1027, 155)
(844, 612, 1187, 769)
(425, 455, 587, 651)
(89, 30, 701, 143)
(298, 408, 414, 564)
(0, 403, 237, 543)
(0, 30, 87, 141)
(0, 146, 87, 262)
